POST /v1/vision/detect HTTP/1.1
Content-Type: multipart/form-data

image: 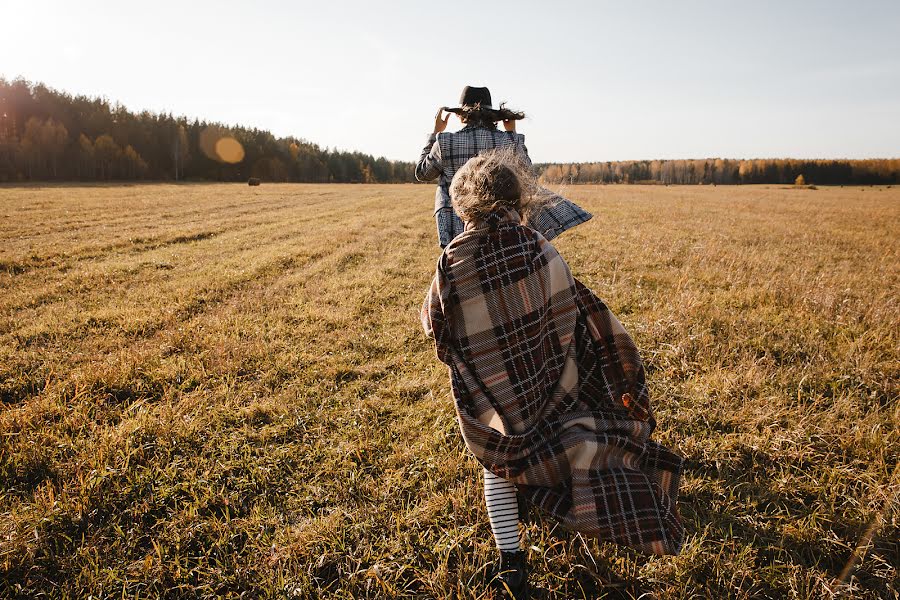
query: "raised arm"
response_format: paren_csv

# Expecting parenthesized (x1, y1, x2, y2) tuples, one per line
(415, 108, 450, 182)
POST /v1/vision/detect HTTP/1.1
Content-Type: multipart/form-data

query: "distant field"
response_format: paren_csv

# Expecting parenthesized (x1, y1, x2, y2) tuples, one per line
(0, 183, 897, 599)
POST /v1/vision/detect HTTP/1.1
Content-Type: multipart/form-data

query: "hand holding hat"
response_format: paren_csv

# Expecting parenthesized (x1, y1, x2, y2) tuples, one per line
(434, 107, 451, 134)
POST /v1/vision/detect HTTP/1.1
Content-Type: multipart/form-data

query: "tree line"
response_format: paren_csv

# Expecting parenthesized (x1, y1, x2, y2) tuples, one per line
(0, 78, 416, 183)
(2, 79, 897, 186)
(538, 157, 899, 186)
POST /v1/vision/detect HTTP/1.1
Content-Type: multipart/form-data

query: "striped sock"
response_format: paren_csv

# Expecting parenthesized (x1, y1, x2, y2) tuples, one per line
(483, 467, 521, 552)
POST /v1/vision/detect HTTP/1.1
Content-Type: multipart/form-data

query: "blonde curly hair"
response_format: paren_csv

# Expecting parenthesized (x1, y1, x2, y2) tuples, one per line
(449, 147, 554, 227)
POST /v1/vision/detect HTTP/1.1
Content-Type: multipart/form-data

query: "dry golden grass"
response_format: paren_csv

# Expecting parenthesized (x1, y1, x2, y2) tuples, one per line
(0, 183, 897, 599)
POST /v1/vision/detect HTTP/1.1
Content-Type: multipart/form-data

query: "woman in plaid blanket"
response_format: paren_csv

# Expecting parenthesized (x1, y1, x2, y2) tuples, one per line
(421, 149, 684, 598)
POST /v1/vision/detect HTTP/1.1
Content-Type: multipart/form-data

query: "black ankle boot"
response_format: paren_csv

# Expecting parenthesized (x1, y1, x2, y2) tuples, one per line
(494, 550, 528, 599)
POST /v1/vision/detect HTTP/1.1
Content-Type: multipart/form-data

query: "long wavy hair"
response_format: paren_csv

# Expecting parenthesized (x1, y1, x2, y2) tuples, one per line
(443, 102, 526, 130)
(449, 147, 556, 227)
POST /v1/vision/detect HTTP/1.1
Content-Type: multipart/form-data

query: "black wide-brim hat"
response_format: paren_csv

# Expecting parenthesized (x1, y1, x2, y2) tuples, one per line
(459, 85, 493, 109)
(445, 85, 497, 114)
(444, 85, 524, 122)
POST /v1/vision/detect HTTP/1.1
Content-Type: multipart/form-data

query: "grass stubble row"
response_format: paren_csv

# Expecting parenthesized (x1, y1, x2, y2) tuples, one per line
(0, 183, 897, 598)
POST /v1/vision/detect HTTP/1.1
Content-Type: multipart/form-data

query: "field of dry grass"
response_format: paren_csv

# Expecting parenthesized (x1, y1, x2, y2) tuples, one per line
(0, 183, 897, 599)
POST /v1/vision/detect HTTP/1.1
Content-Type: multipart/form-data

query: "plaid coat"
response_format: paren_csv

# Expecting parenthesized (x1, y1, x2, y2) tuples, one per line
(421, 208, 684, 555)
(415, 126, 593, 247)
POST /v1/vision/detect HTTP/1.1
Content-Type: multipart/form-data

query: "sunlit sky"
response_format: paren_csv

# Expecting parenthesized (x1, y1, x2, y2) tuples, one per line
(2, 0, 899, 162)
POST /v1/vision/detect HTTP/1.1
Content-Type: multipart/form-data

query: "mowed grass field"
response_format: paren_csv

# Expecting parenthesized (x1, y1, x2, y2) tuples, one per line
(0, 183, 897, 599)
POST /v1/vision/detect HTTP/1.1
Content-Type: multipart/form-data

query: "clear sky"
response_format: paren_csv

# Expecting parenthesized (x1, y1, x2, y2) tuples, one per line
(2, 0, 898, 163)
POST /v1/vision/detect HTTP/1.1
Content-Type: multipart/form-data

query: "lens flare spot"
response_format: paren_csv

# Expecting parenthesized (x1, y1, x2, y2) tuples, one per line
(199, 126, 245, 164)
(215, 137, 245, 164)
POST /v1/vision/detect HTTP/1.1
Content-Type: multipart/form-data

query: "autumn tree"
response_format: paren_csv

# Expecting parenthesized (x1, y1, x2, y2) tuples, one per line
(77, 134, 94, 179)
(43, 119, 68, 178)
(93, 134, 121, 180)
(123, 145, 148, 179)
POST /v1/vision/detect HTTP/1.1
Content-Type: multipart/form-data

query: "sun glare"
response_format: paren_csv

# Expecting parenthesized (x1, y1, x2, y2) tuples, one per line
(214, 137, 245, 164)
(199, 126, 245, 164)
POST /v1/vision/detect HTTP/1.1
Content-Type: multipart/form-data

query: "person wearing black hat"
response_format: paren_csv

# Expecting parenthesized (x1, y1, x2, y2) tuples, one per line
(415, 85, 592, 250)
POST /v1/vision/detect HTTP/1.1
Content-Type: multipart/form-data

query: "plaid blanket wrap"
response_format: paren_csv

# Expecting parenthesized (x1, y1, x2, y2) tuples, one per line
(421, 209, 684, 555)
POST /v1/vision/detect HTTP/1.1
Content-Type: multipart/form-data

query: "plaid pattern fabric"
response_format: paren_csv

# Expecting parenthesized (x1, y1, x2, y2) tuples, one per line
(434, 207, 465, 248)
(415, 126, 593, 247)
(421, 208, 684, 555)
